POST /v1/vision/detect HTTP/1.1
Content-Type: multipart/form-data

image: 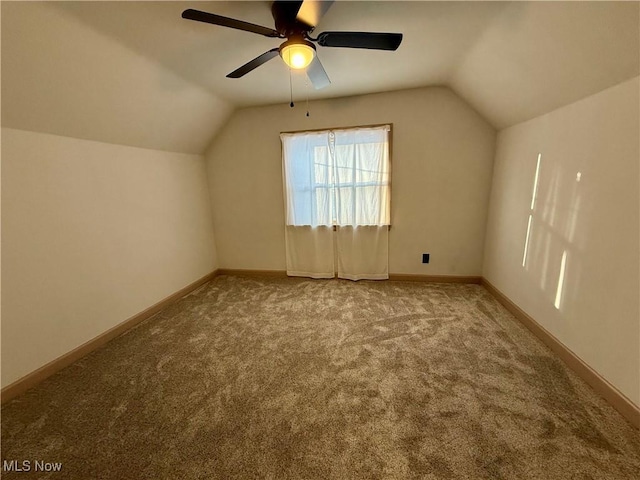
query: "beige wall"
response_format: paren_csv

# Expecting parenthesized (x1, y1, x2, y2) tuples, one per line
(1, 128, 218, 388)
(206, 87, 496, 275)
(483, 77, 640, 406)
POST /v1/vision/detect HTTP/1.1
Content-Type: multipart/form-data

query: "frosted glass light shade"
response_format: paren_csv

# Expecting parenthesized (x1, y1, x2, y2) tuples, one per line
(281, 42, 315, 69)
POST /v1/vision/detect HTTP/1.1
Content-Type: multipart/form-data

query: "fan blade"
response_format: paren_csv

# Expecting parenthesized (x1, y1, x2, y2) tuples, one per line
(226, 48, 280, 78)
(296, 1, 334, 29)
(307, 56, 331, 90)
(317, 32, 402, 50)
(182, 9, 280, 38)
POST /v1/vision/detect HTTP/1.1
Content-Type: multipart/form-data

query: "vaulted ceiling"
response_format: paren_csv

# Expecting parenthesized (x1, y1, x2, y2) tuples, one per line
(2, 1, 638, 154)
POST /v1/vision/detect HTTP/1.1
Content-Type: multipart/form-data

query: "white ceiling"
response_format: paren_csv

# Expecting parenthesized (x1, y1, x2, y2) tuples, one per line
(2, 1, 638, 154)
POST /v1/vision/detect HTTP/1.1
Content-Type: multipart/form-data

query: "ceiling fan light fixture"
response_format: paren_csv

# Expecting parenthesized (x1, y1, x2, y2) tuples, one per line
(280, 39, 316, 70)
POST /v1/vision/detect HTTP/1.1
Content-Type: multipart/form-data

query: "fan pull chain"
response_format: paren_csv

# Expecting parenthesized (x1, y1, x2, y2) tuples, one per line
(305, 76, 310, 117)
(289, 60, 294, 108)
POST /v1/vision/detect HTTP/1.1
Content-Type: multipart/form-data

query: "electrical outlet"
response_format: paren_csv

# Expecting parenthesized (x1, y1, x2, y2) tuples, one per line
(422, 253, 430, 264)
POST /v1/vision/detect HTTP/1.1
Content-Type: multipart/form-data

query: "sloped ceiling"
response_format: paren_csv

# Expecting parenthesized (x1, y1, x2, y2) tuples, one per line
(1, 1, 233, 154)
(450, 1, 640, 128)
(2, 1, 638, 154)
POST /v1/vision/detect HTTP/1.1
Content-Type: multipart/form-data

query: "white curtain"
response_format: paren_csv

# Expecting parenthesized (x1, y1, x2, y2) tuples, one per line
(281, 125, 390, 280)
(284, 226, 335, 279)
(336, 226, 389, 280)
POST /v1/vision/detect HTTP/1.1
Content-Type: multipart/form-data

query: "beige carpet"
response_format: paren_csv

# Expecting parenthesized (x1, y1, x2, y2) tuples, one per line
(2, 275, 639, 479)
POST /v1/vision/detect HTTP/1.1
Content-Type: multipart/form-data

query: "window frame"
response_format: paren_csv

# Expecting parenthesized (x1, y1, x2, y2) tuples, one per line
(280, 123, 393, 228)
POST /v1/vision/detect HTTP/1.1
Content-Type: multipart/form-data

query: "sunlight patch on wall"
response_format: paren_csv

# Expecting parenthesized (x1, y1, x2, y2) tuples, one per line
(522, 215, 533, 267)
(522, 153, 542, 267)
(554, 250, 567, 309)
(568, 174, 582, 242)
(531, 153, 542, 210)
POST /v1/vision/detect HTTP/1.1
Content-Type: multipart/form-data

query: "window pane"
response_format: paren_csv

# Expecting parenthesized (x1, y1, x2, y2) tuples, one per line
(313, 146, 331, 185)
(281, 125, 391, 227)
(356, 143, 389, 184)
(335, 187, 354, 225)
(355, 185, 390, 225)
(334, 144, 354, 184)
(314, 187, 333, 226)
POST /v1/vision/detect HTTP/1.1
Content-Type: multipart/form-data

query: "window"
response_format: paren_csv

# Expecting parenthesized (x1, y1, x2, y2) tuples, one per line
(281, 125, 391, 227)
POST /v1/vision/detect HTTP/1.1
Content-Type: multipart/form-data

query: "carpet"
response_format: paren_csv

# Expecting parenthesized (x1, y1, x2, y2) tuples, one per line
(2, 275, 639, 479)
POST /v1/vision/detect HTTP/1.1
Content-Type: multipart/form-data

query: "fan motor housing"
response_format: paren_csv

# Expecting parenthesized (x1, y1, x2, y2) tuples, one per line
(271, 1, 313, 37)
(279, 37, 315, 53)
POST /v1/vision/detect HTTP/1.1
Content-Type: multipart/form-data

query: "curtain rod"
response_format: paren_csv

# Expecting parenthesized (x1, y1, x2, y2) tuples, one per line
(280, 123, 392, 135)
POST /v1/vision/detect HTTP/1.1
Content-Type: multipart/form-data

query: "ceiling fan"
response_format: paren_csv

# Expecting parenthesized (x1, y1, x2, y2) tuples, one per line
(182, 0, 403, 90)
